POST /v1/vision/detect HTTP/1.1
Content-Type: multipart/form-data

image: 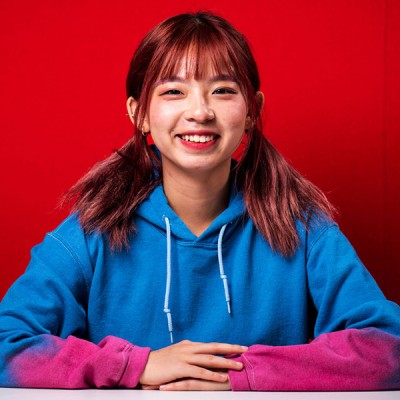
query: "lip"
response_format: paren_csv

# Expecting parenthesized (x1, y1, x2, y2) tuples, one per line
(176, 130, 219, 150)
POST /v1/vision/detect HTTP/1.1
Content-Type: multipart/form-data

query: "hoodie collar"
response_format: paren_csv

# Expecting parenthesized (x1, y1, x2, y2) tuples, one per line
(135, 177, 245, 245)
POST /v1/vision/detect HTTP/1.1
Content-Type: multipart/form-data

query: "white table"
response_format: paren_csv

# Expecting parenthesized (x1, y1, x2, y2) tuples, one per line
(0, 389, 399, 400)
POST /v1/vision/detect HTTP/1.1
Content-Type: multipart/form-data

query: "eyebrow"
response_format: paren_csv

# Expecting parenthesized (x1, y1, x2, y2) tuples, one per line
(154, 74, 237, 86)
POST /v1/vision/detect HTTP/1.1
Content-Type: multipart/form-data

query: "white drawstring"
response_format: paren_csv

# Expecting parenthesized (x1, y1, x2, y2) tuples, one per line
(162, 219, 232, 344)
(218, 224, 231, 314)
(163, 216, 174, 343)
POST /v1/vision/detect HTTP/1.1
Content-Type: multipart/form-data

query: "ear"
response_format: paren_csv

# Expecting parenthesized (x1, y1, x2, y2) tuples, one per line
(126, 97, 150, 132)
(245, 91, 265, 130)
(255, 91, 264, 116)
(126, 97, 137, 125)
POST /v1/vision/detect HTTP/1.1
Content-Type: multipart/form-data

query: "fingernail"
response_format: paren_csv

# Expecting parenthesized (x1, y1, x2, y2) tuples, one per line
(241, 346, 248, 351)
(236, 361, 243, 368)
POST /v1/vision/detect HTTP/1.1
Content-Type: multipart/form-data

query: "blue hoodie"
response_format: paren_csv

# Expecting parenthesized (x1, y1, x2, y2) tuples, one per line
(1, 181, 400, 389)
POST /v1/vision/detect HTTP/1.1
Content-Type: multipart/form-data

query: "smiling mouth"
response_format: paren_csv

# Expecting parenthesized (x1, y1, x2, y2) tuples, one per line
(178, 134, 217, 143)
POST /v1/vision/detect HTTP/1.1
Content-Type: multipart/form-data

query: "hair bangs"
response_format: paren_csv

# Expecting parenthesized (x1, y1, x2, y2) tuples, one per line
(153, 31, 238, 84)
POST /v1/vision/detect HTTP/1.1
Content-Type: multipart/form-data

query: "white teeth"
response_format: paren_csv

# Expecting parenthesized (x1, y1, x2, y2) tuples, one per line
(181, 135, 215, 143)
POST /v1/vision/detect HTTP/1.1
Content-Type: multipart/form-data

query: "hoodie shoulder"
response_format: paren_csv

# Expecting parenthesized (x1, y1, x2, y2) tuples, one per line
(36, 214, 106, 292)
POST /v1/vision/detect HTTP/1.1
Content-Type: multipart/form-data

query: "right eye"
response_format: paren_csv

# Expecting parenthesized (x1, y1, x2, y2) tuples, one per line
(161, 89, 183, 95)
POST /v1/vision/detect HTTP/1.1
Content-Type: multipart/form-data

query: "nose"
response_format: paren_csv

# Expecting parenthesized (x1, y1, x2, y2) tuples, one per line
(184, 92, 215, 123)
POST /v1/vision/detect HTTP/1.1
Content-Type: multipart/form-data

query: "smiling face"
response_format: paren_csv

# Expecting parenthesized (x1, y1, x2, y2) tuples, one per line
(134, 59, 249, 179)
(126, 13, 263, 182)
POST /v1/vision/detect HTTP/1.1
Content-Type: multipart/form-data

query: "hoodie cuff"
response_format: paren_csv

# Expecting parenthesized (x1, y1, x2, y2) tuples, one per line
(118, 344, 151, 388)
(228, 355, 251, 391)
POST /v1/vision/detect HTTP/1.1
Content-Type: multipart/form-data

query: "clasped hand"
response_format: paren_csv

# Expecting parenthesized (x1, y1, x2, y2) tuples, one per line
(139, 340, 248, 391)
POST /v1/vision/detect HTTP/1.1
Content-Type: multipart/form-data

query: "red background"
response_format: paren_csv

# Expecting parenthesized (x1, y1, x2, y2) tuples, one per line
(0, 1, 399, 304)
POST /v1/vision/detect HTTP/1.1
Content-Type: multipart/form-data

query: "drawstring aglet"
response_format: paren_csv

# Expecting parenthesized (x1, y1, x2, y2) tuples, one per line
(220, 274, 231, 314)
(164, 307, 174, 344)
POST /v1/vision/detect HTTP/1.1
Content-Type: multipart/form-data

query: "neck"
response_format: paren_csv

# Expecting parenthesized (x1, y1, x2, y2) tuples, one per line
(162, 162, 231, 237)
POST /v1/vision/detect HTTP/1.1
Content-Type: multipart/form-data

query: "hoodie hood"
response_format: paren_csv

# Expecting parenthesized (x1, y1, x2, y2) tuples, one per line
(135, 177, 246, 342)
(136, 178, 246, 244)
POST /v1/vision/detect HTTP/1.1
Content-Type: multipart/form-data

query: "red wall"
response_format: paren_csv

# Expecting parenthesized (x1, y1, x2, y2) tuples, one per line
(1, 1, 399, 304)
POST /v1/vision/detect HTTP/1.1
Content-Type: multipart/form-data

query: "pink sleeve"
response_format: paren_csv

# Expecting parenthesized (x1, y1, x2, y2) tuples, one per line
(8, 334, 151, 388)
(228, 328, 400, 391)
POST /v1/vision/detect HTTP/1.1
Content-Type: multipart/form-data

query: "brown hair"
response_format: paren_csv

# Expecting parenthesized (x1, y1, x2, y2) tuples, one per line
(65, 12, 335, 256)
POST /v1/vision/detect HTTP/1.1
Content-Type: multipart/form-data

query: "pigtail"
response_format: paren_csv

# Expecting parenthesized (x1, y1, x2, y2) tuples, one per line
(235, 127, 335, 257)
(64, 133, 161, 250)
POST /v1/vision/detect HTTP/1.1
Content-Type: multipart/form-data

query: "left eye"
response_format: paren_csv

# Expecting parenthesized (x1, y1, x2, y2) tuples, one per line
(213, 88, 237, 95)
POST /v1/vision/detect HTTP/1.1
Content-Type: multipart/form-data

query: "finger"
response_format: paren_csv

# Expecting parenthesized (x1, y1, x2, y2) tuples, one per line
(160, 378, 231, 391)
(141, 385, 160, 390)
(190, 354, 243, 371)
(193, 342, 248, 355)
(186, 365, 229, 383)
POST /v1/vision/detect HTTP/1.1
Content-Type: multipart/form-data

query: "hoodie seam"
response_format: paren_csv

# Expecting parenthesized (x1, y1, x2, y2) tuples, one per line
(47, 232, 91, 294)
(242, 352, 257, 390)
(116, 343, 133, 387)
(306, 224, 338, 258)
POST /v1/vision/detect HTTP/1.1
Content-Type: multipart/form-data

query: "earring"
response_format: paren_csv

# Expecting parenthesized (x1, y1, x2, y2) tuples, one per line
(142, 119, 150, 136)
(245, 117, 251, 133)
(245, 116, 256, 133)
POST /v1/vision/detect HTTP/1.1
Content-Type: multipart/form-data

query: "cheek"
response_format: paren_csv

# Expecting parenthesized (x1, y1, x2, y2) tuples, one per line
(148, 103, 179, 132)
(222, 106, 247, 131)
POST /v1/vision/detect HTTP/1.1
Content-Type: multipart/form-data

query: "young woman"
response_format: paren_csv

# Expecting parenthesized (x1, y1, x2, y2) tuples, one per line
(0, 12, 399, 391)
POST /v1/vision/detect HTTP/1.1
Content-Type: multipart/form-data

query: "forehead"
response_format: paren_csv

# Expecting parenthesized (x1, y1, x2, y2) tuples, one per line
(155, 46, 236, 82)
